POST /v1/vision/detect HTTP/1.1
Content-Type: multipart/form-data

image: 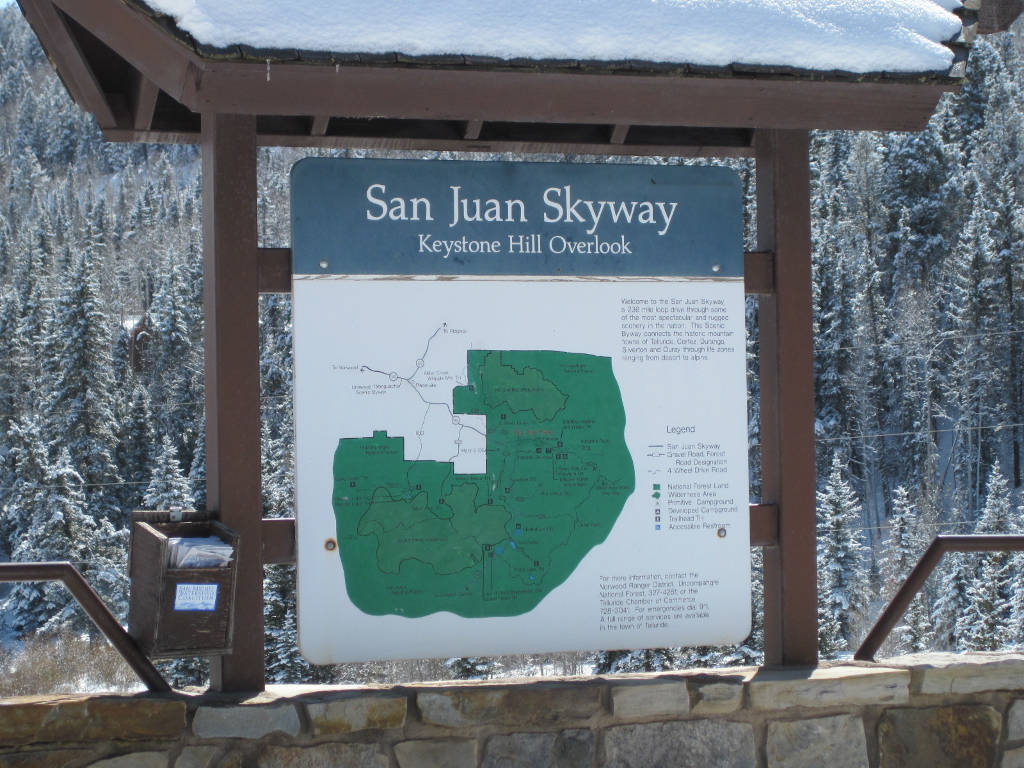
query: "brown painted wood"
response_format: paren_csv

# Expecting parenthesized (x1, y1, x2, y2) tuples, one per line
(744, 250, 775, 295)
(49, 0, 195, 107)
(258, 247, 292, 293)
(0, 562, 170, 692)
(262, 518, 297, 565)
(104, 127, 758, 157)
(749, 504, 779, 548)
(310, 115, 330, 136)
(260, 511, 789, 565)
(19, 0, 118, 128)
(856, 535, 1024, 660)
(978, 0, 1024, 32)
(129, 519, 239, 658)
(203, 113, 264, 692)
(184, 62, 952, 132)
(133, 76, 159, 131)
(756, 129, 817, 666)
(260, 247, 775, 296)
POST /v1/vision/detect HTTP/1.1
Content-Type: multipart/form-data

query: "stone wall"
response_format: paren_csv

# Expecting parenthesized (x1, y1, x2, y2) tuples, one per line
(3, 653, 1024, 767)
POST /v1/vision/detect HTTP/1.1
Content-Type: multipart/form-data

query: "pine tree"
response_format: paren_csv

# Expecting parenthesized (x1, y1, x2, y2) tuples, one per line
(957, 462, 1018, 649)
(146, 255, 201, 469)
(3, 441, 95, 634)
(445, 656, 496, 680)
(932, 552, 972, 650)
(48, 248, 123, 524)
(142, 435, 194, 510)
(592, 648, 675, 674)
(880, 487, 931, 653)
(816, 453, 870, 656)
(117, 383, 155, 511)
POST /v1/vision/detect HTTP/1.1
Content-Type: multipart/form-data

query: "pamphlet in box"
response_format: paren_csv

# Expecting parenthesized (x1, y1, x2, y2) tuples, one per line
(128, 511, 239, 658)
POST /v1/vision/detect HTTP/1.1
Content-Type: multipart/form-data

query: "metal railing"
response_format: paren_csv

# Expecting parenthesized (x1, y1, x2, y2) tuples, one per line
(0, 562, 170, 692)
(855, 534, 1024, 662)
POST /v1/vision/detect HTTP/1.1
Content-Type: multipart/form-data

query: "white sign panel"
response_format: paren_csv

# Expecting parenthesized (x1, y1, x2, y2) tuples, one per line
(293, 276, 749, 662)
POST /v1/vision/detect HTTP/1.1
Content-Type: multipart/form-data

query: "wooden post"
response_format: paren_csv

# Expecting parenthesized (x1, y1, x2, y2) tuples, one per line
(202, 113, 265, 691)
(756, 129, 818, 666)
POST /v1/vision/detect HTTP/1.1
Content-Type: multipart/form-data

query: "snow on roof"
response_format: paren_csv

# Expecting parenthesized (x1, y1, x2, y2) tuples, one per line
(142, 0, 964, 75)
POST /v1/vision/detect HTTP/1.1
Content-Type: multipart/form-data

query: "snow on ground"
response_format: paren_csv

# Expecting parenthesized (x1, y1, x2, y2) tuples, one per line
(143, 0, 963, 74)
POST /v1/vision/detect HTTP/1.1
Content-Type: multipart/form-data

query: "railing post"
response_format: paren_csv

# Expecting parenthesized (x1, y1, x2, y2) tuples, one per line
(756, 129, 818, 666)
(202, 113, 264, 691)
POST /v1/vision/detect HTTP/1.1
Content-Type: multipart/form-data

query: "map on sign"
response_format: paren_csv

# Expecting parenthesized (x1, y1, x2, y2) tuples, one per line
(332, 341, 635, 618)
(291, 159, 749, 664)
(293, 277, 750, 663)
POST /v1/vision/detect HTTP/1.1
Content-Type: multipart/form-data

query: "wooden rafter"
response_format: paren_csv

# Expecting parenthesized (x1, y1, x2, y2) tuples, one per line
(18, 0, 118, 128)
(132, 75, 159, 131)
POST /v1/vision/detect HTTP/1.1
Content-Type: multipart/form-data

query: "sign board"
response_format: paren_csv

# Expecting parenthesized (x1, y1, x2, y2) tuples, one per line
(291, 158, 750, 663)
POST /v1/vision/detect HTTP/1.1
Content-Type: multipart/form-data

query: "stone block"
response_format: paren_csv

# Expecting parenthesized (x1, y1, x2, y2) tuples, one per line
(878, 705, 1000, 768)
(192, 702, 301, 739)
(908, 653, 1024, 695)
(0, 751, 94, 768)
(305, 694, 407, 735)
(749, 666, 909, 710)
(0, 696, 186, 746)
(691, 681, 744, 714)
(394, 739, 477, 768)
(604, 719, 755, 767)
(481, 729, 594, 768)
(418, 684, 600, 728)
(766, 715, 867, 768)
(417, 689, 506, 728)
(611, 681, 689, 719)
(1004, 747, 1024, 768)
(1009, 699, 1024, 742)
(88, 753, 168, 768)
(173, 746, 220, 768)
(258, 743, 390, 768)
(215, 750, 243, 768)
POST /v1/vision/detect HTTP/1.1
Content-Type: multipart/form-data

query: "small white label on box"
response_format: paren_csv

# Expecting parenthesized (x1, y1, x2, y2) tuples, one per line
(174, 583, 218, 611)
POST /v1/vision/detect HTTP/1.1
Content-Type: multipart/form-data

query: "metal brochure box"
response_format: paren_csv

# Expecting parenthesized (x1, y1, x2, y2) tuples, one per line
(128, 511, 239, 658)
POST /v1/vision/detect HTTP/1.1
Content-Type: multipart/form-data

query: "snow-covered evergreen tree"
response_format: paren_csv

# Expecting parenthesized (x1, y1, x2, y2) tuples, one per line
(48, 248, 123, 524)
(4, 442, 94, 634)
(880, 486, 931, 653)
(958, 463, 1019, 649)
(141, 435, 194, 510)
(816, 453, 870, 656)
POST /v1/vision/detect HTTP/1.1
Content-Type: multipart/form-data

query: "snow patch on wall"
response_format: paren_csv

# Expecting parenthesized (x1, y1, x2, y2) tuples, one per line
(142, 0, 963, 74)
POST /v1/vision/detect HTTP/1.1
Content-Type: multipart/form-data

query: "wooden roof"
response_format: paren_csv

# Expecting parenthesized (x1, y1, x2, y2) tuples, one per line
(16, 0, 1017, 155)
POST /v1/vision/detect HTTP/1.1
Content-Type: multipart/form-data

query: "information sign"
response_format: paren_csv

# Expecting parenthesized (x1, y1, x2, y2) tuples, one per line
(291, 159, 750, 662)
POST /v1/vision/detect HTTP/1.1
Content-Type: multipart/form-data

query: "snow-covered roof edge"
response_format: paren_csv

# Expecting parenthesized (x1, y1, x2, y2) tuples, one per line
(134, 0, 971, 81)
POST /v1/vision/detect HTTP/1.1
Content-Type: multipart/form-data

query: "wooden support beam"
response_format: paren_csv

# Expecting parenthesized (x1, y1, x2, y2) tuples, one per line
(203, 113, 264, 692)
(744, 250, 775, 295)
(183, 62, 953, 132)
(749, 504, 779, 548)
(310, 115, 330, 136)
(133, 75, 159, 131)
(50, 0, 193, 111)
(756, 129, 817, 667)
(259, 247, 292, 293)
(610, 124, 630, 144)
(262, 518, 297, 565)
(259, 247, 774, 295)
(463, 120, 483, 140)
(19, 0, 118, 128)
(255, 504, 778, 567)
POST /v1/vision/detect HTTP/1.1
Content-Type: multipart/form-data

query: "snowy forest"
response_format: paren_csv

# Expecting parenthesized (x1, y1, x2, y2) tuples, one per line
(3, 4, 1024, 689)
